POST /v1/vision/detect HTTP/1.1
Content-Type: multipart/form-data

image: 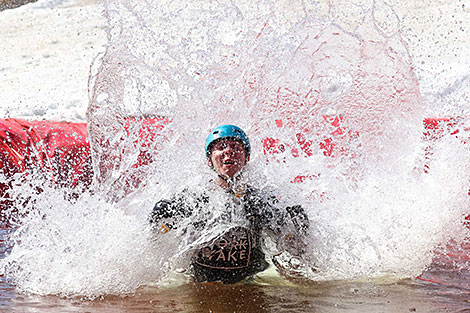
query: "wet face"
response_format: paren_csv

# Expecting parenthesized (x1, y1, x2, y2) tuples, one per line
(208, 139, 248, 179)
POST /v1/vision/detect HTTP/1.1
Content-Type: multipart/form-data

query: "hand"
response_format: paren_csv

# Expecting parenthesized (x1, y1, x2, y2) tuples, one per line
(272, 252, 318, 283)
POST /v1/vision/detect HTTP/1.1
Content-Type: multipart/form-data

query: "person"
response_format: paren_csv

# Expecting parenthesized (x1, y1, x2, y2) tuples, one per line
(149, 125, 310, 284)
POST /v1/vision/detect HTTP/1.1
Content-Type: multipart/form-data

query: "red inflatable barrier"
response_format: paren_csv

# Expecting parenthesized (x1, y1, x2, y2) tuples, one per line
(0, 117, 468, 219)
(422, 117, 469, 174)
(0, 119, 92, 218)
(0, 118, 91, 185)
(0, 117, 174, 217)
(262, 115, 358, 183)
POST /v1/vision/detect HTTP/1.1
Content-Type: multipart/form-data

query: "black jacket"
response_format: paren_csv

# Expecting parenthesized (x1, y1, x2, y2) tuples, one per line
(150, 184, 309, 283)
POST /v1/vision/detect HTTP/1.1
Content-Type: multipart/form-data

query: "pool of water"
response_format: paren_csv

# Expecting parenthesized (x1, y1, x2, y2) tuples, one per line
(2, 227, 470, 312)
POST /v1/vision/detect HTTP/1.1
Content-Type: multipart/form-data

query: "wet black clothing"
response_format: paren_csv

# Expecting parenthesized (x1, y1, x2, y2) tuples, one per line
(191, 226, 269, 283)
(150, 185, 309, 283)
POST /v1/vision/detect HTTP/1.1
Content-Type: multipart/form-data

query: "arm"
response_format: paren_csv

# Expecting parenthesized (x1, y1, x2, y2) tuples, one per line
(277, 204, 310, 257)
(255, 187, 317, 280)
(149, 191, 193, 233)
(286, 205, 309, 236)
(149, 199, 177, 233)
(271, 203, 318, 280)
(256, 188, 310, 257)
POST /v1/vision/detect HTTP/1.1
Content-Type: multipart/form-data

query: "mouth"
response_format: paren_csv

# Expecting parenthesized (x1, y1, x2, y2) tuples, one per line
(223, 160, 236, 165)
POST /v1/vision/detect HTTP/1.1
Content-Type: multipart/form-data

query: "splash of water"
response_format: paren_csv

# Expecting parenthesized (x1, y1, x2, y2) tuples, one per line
(1, 0, 470, 298)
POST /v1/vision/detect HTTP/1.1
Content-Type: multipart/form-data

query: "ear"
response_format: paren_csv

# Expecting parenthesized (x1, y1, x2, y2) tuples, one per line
(207, 157, 213, 168)
(245, 154, 250, 165)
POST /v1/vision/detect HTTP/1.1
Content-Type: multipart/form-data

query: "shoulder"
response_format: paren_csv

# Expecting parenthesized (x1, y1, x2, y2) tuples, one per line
(246, 184, 277, 199)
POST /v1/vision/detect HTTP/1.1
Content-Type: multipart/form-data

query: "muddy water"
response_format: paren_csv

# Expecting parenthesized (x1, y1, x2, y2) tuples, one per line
(2, 228, 470, 313)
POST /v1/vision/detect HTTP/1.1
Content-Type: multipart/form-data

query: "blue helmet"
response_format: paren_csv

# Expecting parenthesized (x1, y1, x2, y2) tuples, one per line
(205, 125, 251, 158)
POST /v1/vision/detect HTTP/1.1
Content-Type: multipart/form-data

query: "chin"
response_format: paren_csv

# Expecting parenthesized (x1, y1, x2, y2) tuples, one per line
(219, 170, 237, 179)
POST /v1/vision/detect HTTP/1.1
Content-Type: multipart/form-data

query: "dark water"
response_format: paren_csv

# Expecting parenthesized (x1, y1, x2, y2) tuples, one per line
(2, 227, 470, 313)
(0, 0, 37, 11)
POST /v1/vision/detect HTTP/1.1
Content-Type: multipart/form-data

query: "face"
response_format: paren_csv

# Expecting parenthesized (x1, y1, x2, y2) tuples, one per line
(209, 139, 249, 179)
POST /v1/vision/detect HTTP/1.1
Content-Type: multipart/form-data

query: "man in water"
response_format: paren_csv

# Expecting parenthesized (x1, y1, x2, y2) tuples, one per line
(150, 125, 310, 283)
